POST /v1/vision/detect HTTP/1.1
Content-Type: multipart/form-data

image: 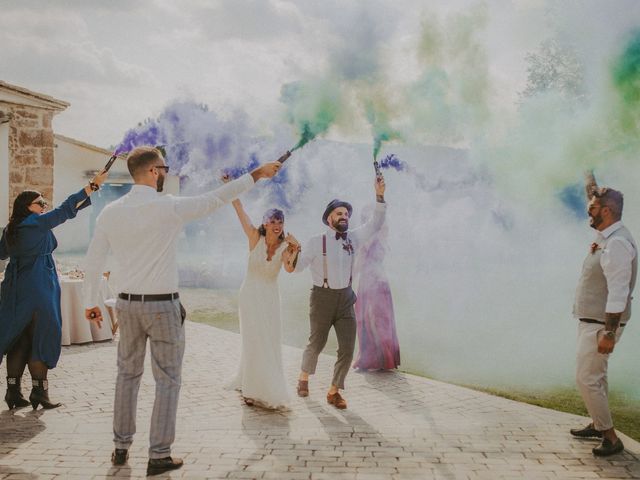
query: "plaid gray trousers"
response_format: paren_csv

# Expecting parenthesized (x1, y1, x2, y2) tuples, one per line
(113, 298, 185, 459)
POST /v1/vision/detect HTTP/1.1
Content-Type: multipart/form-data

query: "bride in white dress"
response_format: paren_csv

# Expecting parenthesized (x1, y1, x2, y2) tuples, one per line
(225, 185, 300, 409)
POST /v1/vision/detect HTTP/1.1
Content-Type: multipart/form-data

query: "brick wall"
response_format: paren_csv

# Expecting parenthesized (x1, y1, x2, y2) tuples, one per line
(6, 105, 55, 211)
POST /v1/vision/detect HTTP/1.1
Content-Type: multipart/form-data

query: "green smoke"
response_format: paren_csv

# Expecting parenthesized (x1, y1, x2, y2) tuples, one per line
(365, 100, 401, 160)
(563, 30, 640, 169)
(613, 30, 640, 105)
(280, 79, 343, 151)
(478, 28, 640, 207)
(406, 5, 490, 146)
(612, 29, 640, 136)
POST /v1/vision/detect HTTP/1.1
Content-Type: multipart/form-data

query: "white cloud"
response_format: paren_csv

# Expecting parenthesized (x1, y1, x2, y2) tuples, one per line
(0, 9, 150, 87)
(157, 0, 306, 41)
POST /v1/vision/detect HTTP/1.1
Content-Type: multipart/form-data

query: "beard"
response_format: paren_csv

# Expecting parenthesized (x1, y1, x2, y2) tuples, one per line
(333, 219, 348, 232)
(156, 175, 165, 193)
(589, 213, 602, 230)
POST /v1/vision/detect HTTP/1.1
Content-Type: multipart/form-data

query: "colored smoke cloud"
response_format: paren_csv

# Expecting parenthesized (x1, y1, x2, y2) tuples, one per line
(96, 1, 640, 399)
(114, 101, 298, 209)
(280, 79, 344, 152)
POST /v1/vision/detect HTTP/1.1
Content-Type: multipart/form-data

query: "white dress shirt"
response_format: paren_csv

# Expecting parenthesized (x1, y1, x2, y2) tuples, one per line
(597, 221, 637, 313)
(295, 202, 386, 289)
(83, 174, 255, 309)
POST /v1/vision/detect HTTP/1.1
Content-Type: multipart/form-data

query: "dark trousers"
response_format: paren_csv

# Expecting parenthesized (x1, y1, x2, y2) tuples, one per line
(301, 285, 357, 389)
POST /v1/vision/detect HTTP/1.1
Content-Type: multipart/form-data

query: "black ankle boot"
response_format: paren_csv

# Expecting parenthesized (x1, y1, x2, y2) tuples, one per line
(29, 379, 61, 410)
(4, 377, 31, 409)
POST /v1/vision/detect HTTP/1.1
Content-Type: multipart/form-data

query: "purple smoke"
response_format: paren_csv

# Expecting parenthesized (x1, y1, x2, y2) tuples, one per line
(114, 101, 298, 209)
(222, 153, 260, 179)
(379, 153, 407, 172)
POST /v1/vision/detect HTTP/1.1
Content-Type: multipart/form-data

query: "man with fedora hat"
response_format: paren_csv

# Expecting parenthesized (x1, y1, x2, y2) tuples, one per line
(294, 175, 387, 409)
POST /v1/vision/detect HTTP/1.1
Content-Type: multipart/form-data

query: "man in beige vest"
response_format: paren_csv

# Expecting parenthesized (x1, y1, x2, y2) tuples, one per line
(570, 172, 637, 456)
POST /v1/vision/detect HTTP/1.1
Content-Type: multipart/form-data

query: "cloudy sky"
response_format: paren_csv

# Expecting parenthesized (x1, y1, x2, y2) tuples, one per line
(2, 0, 639, 148)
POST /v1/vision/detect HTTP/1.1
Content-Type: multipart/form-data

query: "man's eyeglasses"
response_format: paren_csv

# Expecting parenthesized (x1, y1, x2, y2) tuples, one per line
(153, 165, 170, 173)
(31, 200, 48, 208)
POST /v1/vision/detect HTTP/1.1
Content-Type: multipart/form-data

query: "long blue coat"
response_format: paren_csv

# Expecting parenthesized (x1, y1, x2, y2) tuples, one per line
(0, 189, 91, 368)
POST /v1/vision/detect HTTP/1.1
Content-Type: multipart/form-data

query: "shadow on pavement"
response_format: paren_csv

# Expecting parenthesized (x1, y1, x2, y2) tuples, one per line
(0, 407, 46, 479)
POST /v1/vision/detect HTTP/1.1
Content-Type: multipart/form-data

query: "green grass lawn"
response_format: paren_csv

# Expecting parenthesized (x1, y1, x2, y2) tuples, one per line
(470, 385, 640, 442)
(189, 308, 240, 333)
(188, 306, 640, 443)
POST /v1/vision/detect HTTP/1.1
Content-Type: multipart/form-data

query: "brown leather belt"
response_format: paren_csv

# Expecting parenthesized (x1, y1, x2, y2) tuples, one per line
(119, 293, 179, 302)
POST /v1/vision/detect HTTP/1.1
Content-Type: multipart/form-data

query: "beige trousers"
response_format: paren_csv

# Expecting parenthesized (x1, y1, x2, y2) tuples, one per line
(575, 321, 625, 431)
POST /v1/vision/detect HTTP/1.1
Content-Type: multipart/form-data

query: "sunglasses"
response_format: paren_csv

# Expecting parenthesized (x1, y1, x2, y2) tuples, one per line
(31, 199, 48, 208)
(153, 165, 170, 172)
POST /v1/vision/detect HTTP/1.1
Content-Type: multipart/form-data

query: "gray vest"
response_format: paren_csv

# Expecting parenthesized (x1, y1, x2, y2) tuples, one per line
(573, 225, 637, 322)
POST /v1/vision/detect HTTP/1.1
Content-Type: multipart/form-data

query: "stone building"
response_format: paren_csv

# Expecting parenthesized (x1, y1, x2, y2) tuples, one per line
(0, 80, 69, 226)
(0, 80, 178, 252)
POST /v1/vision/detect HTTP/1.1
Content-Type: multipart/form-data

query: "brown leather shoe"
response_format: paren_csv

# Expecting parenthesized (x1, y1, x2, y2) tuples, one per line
(297, 380, 309, 397)
(146, 456, 183, 476)
(327, 391, 347, 409)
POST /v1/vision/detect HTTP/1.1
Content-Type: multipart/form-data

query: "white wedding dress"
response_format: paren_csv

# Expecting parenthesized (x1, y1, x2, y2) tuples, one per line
(227, 236, 290, 409)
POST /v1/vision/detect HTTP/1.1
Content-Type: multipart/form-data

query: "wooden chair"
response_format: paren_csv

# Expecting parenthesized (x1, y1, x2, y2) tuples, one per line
(102, 272, 119, 335)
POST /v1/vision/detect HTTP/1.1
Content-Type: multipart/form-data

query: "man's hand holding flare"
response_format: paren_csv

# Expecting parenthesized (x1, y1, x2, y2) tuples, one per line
(250, 161, 282, 181)
(597, 329, 616, 354)
(375, 173, 386, 202)
(85, 307, 103, 329)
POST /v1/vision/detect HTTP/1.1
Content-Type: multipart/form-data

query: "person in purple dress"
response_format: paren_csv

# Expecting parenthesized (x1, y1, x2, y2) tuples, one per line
(0, 171, 107, 410)
(352, 206, 400, 370)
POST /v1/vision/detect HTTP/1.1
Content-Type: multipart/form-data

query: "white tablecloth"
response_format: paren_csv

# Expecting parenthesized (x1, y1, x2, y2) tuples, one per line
(60, 277, 113, 346)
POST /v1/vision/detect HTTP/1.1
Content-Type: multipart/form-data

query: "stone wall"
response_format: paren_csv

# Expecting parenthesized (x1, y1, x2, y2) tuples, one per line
(6, 105, 55, 212)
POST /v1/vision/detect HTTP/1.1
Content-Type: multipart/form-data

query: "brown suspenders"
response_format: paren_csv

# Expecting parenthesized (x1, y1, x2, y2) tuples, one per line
(322, 234, 352, 289)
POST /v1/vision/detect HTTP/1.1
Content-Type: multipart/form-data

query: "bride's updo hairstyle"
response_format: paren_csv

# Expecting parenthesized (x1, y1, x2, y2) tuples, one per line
(258, 208, 285, 240)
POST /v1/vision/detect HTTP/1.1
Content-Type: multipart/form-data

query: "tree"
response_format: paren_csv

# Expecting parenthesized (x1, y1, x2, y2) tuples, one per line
(520, 38, 585, 102)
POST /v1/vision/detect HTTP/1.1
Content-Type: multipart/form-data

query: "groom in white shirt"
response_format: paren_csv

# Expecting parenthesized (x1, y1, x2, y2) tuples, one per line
(294, 175, 387, 409)
(83, 146, 281, 476)
(570, 172, 637, 457)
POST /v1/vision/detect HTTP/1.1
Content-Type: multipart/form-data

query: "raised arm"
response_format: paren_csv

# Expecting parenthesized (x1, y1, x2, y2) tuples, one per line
(173, 162, 282, 224)
(36, 190, 90, 230)
(36, 169, 109, 230)
(231, 198, 262, 250)
(585, 170, 598, 200)
(221, 173, 260, 248)
(232, 199, 260, 243)
(351, 175, 387, 245)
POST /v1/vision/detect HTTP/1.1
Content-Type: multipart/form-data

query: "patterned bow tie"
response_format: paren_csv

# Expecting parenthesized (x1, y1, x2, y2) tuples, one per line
(335, 232, 348, 240)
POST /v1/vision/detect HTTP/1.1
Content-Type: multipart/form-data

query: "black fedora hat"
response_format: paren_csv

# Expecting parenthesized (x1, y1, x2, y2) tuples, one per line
(322, 199, 352, 225)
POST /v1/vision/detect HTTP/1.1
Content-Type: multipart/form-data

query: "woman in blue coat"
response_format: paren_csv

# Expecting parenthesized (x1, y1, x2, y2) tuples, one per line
(1, 171, 107, 410)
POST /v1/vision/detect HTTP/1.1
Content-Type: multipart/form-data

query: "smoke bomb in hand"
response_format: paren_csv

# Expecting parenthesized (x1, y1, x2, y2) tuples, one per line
(277, 150, 292, 163)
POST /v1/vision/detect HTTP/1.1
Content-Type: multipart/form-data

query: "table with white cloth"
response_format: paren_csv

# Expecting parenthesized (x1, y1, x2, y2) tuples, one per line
(59, 276, 113, 346)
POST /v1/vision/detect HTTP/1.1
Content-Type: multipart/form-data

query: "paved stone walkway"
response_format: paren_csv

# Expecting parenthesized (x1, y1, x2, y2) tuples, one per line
(1, 321, 639, 480)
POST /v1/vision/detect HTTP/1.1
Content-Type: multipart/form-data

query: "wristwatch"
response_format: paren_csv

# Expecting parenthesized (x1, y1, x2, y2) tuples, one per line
(603, 330, 616, 340)
(89, 181, 100, 192)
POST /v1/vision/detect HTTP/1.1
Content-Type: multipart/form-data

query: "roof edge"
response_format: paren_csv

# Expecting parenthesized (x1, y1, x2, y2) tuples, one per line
(54, 133, 114, 156)
(0, 80, 70, 110)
